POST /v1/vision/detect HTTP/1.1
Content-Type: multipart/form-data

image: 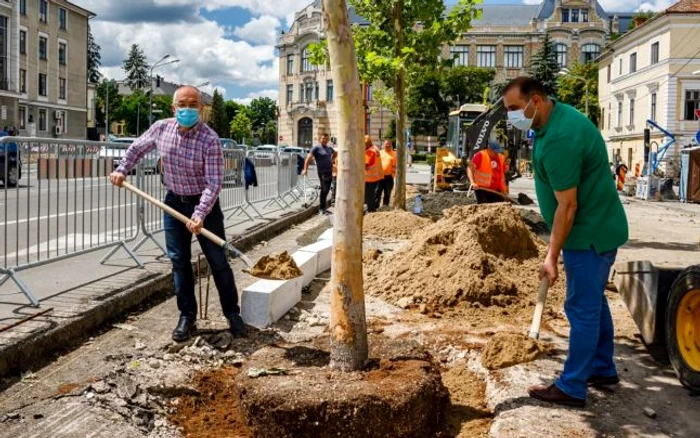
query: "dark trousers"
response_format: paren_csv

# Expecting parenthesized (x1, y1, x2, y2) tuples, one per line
(163, 192, 239, 319)
(365, 181, 379, 212)
(330, 176, 337, 206)
(319, 172, 333, 211)
(475, 189, 505, 204)
(375, 175, 394, 207)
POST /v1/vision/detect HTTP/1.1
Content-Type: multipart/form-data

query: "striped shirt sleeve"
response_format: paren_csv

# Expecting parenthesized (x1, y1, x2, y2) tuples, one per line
(115, 122, 161, 175)
(192, 134, 224, 221)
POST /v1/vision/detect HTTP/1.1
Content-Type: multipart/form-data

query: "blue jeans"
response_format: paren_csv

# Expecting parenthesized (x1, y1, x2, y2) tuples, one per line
(163, 192, 239, 319)
(555, 248, 617, 400)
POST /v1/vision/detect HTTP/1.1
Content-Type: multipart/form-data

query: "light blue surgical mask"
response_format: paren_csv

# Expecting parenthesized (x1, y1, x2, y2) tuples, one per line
(507, 100, 537, 132)
(175, 108, 199, 128)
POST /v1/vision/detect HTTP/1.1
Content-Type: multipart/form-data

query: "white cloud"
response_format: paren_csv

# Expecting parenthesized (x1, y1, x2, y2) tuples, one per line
(92, 18, 279, 91)
(233, 88, 279, 105)
(232, 15, 281, 45)
(522, 0, 540, 4)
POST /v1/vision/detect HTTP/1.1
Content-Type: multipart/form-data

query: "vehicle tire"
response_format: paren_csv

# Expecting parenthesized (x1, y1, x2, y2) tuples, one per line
(665, 265, 700, 393)
(6, 165, 19, 187)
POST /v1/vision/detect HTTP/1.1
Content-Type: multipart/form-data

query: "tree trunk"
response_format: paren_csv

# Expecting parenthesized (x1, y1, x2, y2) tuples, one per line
(322, 0, 368, 371)
(393, 3, 407, 210)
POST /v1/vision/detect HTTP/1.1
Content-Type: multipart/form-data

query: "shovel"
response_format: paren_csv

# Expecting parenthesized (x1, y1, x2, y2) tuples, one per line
(121, 181, 253, 267)
(528, 277, 550, 340)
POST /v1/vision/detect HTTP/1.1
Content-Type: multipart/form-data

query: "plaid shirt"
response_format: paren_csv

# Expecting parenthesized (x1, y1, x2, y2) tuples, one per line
(116, 119, 223, 221)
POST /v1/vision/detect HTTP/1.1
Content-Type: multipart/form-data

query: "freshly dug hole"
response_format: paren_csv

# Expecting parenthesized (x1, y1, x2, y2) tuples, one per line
(248, 251, 303, 280)
(481, 332, 549, 370)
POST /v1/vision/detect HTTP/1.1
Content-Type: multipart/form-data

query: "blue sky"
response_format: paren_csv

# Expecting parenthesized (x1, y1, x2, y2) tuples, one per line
(79, 0, 671, 104)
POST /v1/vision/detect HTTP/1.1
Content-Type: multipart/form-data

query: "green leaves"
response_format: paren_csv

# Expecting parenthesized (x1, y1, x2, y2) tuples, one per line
(528, 32, 560, 96)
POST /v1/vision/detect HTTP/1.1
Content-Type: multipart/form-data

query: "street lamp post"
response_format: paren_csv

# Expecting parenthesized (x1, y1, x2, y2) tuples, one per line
(559, 69, 589, 117)
(149, 55, 180, 127)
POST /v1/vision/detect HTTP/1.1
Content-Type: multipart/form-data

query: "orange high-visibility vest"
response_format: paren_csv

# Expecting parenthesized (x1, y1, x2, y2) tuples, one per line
(472, 150, 505, 192)
(365, 147, 383, 183)
(380, 149, 396, 177)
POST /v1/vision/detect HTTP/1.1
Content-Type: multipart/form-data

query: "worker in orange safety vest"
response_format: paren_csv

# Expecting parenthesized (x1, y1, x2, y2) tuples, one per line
(364, 135, 383, 212)
(375, 139, 397, 208)
(467, 140, 509, 204)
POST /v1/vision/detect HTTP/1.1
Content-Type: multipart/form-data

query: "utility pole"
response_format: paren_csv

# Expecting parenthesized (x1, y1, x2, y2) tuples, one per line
(148, 55, 179, 127)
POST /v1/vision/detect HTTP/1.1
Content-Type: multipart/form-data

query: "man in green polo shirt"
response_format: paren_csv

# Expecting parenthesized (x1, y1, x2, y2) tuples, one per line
(503, 77, 628, 407)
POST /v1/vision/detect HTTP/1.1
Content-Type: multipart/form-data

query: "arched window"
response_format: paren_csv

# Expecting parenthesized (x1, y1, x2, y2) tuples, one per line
(581, 44, 601, 64)
(555, 43, 568, 68)
(301, 46, 315, 72)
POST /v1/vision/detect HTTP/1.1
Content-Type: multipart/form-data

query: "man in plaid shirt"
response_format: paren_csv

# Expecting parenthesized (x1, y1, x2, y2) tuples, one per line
(109, 86, 246, 342)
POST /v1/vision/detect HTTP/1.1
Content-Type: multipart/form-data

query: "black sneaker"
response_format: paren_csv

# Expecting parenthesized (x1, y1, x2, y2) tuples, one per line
(587, 374, 620, 387)
(172, 315, 197, 342)
(227, 313, 247, 338)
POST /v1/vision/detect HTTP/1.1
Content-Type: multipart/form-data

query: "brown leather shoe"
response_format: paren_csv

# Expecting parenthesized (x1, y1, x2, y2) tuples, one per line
(528, 384, 585, 408)
(587, 374, 620, 387)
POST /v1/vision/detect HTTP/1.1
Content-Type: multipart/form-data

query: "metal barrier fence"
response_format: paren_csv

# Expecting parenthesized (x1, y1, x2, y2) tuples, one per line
(1, 138, 313, 307)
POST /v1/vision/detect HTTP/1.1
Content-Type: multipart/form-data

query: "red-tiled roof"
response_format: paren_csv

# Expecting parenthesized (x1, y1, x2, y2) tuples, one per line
(666, 0, 700, 13)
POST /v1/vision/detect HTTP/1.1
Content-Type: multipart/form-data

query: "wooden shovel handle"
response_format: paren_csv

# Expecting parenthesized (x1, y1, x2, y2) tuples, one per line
(528, 277, 550, 340)
(121, 181, 226, 248)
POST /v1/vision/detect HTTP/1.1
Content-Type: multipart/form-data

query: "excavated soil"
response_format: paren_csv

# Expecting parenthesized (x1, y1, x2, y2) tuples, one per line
(169, 366, 252, 438)
(363, 210, 433, 239)
(441, 365, 493, 437)
(234, 344, 447, 438)
(364, 203, 566, 328)
(249, 251, 303, 280)
(481, 332, 550, 370)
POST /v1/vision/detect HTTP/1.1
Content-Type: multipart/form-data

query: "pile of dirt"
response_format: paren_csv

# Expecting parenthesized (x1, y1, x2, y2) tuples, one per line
(364, 203, 565, 327)
(249, 251, 302, 280)
(169, 366, 252, 437)
(363, 210, 433, 239)
(481, 332, 549, 370)
(441, 365, 493, 437)
(421, 191, 476, 217)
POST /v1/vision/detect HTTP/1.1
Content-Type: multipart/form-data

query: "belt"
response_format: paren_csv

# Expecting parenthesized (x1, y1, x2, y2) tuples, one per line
(168, 191, 201, 204)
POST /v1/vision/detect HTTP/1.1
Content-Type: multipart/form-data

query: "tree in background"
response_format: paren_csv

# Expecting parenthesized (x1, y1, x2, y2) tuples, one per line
(528, 31, 560, 96)
(94, 79, 121, 128)
(151, 95, 174, 123)
(225, 100, 243, 125)
(557, 61, 600, 126)
(87, 25, 102, 84)
(123, 44, 150, 90)
(210, 89, 229, 138)
(230, 111, 253, 144)
(248, 97, 277, 143)
(441, 66, 495, 105)
(112, 90, 149, 135)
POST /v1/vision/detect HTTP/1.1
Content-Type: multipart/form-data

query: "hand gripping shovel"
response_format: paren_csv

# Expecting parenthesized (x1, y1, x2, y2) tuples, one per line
(528, 277, 550, 340)
(121, 181, 253, 267)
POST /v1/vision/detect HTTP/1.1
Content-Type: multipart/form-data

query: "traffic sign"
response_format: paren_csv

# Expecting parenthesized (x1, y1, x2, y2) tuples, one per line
(696, 130, 700, 143)
(279, 135, 283, 141)
(695, 108, 700, 119)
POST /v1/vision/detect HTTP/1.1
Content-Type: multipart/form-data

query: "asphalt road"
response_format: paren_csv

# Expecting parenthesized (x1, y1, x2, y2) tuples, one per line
(0, 162, 295, 270)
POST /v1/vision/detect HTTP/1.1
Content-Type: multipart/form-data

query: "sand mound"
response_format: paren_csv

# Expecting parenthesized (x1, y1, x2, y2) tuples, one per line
(249, 251, 302, 280)
(481, 333, 548, 370)
(363, 211, 433, 239)
(364, 203, 564, 326)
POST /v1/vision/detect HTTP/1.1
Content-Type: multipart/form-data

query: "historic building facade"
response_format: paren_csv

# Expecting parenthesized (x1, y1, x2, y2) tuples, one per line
(277, 0, 633, 148)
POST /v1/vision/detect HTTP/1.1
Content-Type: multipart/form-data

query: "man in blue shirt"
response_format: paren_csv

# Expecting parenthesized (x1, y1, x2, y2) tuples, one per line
(302, 133, 336, 214)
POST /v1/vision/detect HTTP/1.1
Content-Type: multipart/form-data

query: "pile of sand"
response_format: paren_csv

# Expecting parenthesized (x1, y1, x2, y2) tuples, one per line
(363, 211, 433, 239)
(481, 333, 548, 370)
(249, 251, 303, 280)
(364, 203, 565, 326)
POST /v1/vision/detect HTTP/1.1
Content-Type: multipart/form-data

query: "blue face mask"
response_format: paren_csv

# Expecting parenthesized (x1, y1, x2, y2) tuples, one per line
(175, 108, 199, 128)
(507, 100, 537, 132)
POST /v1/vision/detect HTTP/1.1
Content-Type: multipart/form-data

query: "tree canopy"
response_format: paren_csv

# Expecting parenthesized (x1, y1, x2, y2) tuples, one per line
(123, 44, 150, 90)
(528, 32, 560, 96)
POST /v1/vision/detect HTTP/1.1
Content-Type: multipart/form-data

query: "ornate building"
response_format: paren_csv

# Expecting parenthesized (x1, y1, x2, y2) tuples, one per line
(277, 0, 633, 148)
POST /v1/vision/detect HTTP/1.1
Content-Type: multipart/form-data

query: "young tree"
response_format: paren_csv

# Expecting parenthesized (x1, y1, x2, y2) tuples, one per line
(323, 0, 368, 371)
(328, 0, 481, 209)
(87, 25, 102, 84)
(210, 89, 229, 137)
(225, 100, 243, 124)
(112, 91, 149, 135)
(229, 111, 253, 143)
(94, 79, 121, 127)
(528, 31, 560, 96)
(123, 44, 150, 90)
(248, 97, 277, 136)
(557, 61, 600, 125)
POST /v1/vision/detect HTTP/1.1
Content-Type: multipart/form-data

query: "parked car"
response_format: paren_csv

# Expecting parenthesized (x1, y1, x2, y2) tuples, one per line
(254, 145, 279, 164)
(281, 146, 305, 155)
(104, 137, 159, 174)
(0, 134, 21, 187)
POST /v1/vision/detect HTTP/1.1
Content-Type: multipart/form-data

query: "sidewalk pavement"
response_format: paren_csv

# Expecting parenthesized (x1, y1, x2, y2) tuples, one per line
(0, 197, 317, 378)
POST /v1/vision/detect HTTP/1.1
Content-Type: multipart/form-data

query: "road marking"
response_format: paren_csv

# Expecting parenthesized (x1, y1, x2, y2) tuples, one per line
(3, 202, 137, 226)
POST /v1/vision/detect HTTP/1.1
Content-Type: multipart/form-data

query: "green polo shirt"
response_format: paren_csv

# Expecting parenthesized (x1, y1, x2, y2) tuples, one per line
(532, 100, 628, 253)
